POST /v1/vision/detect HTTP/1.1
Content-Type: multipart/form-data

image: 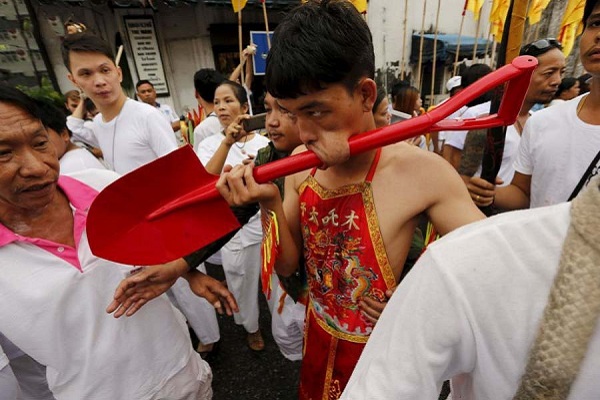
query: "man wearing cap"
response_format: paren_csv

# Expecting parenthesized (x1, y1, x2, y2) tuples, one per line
(468, 15, 600, 209)
(445, 38, 565, 191)
(434, 76, 464, 153)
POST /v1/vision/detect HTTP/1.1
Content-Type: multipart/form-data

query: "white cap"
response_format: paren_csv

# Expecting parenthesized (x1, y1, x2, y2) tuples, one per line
(446, 76, 462, 92)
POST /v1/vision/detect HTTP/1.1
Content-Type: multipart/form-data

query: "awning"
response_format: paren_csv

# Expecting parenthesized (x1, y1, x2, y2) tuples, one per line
(410, 33, 493, 64)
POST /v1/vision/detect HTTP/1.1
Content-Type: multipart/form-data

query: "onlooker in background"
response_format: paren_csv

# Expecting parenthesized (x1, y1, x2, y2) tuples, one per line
(62, 32, 178, 175)
(467, 8, 600, 210)
(372, 86, 391, 127)
(135, 79, 181, 133)
(63, 89, 80, 114)
(578, 72, 592, 94)
(549, 76, 580, 106)
(449, 40, 565, 194)
(433, 75, 464, 153)
(192, 68, 226, 150)
(37, 99, 106, 174)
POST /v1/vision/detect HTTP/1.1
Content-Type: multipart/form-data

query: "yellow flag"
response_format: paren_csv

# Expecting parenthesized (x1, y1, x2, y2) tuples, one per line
(466, 0, 485, 20)
(231, 0, 247, 13)
(350, 0, 367, 13)
(489, 0, 510, 42)
(558, 0, 586, 56)
(528, 0, 552, 25)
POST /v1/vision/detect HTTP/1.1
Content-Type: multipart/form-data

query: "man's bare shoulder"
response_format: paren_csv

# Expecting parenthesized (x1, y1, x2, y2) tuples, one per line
(379, 143, 455, 177)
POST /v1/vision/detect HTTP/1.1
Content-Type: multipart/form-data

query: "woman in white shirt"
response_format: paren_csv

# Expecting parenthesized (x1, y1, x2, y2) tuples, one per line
(197, 81, 270, 351)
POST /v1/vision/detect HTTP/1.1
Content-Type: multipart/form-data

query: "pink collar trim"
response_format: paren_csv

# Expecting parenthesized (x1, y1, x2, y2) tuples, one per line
(0, 176, 99, 271)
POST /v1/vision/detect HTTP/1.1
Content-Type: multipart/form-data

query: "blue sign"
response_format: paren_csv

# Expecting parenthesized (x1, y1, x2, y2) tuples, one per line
(250, 31, 274, 76)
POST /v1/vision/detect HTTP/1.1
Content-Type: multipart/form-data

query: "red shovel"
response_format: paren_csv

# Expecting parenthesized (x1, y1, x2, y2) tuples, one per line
(87, 56, 537, 265)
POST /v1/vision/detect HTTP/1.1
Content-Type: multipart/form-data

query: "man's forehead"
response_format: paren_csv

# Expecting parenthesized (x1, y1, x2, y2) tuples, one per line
(536, 49, 565, 68)
(70, 51, 114, 71)
(0, 102, 43, 131)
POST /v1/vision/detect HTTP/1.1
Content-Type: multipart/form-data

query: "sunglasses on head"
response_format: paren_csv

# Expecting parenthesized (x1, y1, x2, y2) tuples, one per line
(521, 38, 563, 56)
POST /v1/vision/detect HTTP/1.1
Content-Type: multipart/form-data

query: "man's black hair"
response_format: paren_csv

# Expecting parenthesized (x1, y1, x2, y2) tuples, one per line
(35, 99, 68, 135)
(584, 0, 599, 24)
(265, 0, 374, 99)
(0, 84, 43, 121)
(136, 79, 154, 90)
(556, 77, 578, 97)
(194, 69, 226, 102)
(461, 64, 493, 107)
(62, 32, 114, 72)
(519, 38, 562, 57)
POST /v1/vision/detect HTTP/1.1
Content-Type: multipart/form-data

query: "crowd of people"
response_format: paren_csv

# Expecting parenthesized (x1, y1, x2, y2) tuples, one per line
(0, 0, 599, 399)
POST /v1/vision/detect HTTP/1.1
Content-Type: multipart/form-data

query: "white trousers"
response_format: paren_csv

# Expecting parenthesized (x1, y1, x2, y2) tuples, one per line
(221, 237, 261, 334)
(270, 280, 306, 361)
(168, 263, 220, 345)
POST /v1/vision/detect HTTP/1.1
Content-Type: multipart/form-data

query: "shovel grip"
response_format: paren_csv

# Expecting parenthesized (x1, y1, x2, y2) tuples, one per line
(253, 56, 537, 184)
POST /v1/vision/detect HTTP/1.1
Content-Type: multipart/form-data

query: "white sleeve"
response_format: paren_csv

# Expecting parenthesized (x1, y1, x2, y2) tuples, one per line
(195, 137, 220, 166)
(66, 116, 100, 148)
(512, 118, 535, 176)
(168, 107, 180, 123)
(341, 249, 476, 399)
(145, 110, 178, 158)
(444, 130, 467, 150)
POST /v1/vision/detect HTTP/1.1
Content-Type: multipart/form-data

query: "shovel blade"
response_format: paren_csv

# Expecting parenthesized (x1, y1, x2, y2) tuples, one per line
(87, 146, 240, 265)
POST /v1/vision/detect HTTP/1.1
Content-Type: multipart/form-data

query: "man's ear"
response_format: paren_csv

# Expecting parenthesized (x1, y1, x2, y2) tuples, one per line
(358, 78, 377, 112)
(117, 66, 123, 83)
(67, 73, 78, 88)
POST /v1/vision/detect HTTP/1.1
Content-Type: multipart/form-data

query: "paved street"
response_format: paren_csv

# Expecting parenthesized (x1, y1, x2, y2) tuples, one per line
(205, 263, 301, 399)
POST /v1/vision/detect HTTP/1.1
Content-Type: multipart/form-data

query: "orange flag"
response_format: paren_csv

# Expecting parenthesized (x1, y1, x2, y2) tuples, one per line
(231, 0, 247, 13)
(489, 0, 510, 42)
(528, 0, 552, 25)
(558, 0, 586, 56)
(466, 0, 485, 20)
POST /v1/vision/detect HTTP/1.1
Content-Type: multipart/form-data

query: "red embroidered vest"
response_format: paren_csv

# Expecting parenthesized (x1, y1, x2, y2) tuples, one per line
(297, 149, 395, 400)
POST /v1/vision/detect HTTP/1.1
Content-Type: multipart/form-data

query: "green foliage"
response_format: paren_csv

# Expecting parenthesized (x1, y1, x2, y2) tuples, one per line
(17, 76, 64, 109)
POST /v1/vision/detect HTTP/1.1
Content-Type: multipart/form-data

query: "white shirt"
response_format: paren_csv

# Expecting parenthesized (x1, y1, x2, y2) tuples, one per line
(197, 133, 270, 246)
(343, 201, 600, 400)
(193, 112, 222, 152)
(155, 102, 179, 123)
(514, 95, 600, 207)
(444, 101, 491, 151)
(0, 169, 200, 399)
(66, 118, 100, 148)
(59, 147, 107, 175)
(68, 99, 178, 175)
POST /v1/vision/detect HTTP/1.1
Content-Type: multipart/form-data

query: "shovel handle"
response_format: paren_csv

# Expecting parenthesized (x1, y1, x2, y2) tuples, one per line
(149, 56, 536, 220)
(253, 55, 536, 183)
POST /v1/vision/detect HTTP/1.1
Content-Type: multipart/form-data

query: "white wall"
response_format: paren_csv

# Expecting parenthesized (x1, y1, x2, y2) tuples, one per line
(369, 0, 494, 84)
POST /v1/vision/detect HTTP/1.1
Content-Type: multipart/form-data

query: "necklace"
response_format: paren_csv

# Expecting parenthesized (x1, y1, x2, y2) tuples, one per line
(234, 134, 250, 155)
(576, 94, 588, 117)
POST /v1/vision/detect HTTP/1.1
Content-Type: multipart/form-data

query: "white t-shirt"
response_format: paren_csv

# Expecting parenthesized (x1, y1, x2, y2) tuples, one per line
(69, 99, 178, 175)
(513, 94, 600, 207)
(59, 147, 107, 175)
(197, 133, 270, 246)
(0, 169, 206, 399)
(343, 201, 600, 400)
(156, 102, 180, 123)
(193, 112, 222, 152)
(444, 101, 491, 151)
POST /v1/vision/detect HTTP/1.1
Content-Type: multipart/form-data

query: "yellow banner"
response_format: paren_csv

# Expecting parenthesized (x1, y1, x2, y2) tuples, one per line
(489, 0, 510, 42)
(466, 0, 485, 20)
(558, 0, 586, 56)
(231, 0, 247, 13)
(528, 0, 551, 25)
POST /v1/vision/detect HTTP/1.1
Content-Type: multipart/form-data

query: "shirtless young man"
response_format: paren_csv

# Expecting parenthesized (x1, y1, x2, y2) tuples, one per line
(216, 1, 484, 398)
